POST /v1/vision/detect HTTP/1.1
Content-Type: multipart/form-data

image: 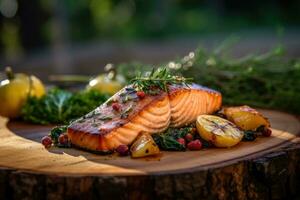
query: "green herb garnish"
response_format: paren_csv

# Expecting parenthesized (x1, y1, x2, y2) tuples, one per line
(152, 125, 195, 151)
(120, 105, 133, 119)
(98, 116, 113, 121)
(50, 125, 67, 144)
(152, 134, 185, 151)
(243, 126, 268, 141)
(243, 130, 257, 141)
(130, 67, 193, 94)
(21, 88, 109, 125)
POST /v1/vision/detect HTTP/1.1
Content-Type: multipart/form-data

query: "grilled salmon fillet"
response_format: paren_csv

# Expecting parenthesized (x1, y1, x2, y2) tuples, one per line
(67, 84, 222, 152)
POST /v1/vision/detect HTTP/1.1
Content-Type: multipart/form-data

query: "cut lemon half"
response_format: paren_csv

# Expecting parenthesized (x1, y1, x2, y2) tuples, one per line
(196, 115, 244, 148)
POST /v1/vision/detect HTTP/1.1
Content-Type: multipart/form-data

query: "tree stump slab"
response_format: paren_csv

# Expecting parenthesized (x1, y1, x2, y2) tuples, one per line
(0, 109, 299, 200)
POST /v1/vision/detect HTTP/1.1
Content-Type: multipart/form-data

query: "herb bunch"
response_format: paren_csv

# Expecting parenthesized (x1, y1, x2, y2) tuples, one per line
(21, 88, 109, 125)
(130, 67, 193, 94)
(50, 125, 68, 145)
(152, 126, 195, 151)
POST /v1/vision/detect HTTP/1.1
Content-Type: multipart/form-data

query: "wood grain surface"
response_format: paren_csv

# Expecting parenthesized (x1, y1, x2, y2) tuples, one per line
(0, 109, 299, 176)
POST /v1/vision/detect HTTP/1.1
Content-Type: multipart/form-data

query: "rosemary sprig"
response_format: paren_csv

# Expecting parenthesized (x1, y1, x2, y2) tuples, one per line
(130, 67, 193, 94)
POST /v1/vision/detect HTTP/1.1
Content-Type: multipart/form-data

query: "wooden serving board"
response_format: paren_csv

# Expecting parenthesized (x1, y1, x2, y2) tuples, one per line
(0, 109, 299, 176)
(0, 109, 300, 200)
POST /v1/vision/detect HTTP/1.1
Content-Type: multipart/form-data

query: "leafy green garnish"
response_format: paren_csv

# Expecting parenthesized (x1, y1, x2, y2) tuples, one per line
(243, 130, 257, 141)
(152, 134, 185, 151)
(21, 88, 109, 125)
(243, 126, 268, 141)
(98, 115, 113, 121)
(120, 105, 133, 119)
(130, 67, 193, 94)
(152, 126, 194, 151)
(50, 125, 67, 144)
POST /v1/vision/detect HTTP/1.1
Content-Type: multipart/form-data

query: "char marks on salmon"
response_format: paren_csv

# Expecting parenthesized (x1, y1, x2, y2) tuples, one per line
(67, 84, 222, 152)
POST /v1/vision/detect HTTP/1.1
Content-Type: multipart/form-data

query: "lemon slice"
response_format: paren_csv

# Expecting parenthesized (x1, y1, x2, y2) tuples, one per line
(196, 115, 244, 148)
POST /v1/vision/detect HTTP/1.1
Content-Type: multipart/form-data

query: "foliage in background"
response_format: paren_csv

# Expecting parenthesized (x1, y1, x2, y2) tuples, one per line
(64, 0, 300, 41)
(1, 0, 300, 53)
(118, 41, 300, 114)
(21, 88, 109, 124)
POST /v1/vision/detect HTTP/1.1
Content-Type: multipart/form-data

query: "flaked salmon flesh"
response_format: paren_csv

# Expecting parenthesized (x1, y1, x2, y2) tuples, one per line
(68, 84, 222, 152)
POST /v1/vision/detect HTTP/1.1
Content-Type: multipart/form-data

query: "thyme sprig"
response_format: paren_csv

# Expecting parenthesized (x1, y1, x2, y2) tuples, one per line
(130, 67, 193, 94)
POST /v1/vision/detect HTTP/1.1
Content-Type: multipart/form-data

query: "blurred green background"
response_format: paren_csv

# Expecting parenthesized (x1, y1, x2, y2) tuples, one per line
(0, 0, 299, 77)
(0, 0, 300, 114)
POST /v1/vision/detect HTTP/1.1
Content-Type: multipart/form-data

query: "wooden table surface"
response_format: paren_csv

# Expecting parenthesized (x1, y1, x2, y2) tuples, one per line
(0, 109, 299, 200)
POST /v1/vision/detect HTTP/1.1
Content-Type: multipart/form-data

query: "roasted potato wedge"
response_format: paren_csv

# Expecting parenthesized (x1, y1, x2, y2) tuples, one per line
(196, 115, 244, 148)
(223, 105, 270, 131)
(130, 133, 160, 158)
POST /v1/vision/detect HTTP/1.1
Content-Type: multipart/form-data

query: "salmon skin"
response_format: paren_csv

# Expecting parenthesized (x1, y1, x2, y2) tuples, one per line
(67, 83, 222, 152)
